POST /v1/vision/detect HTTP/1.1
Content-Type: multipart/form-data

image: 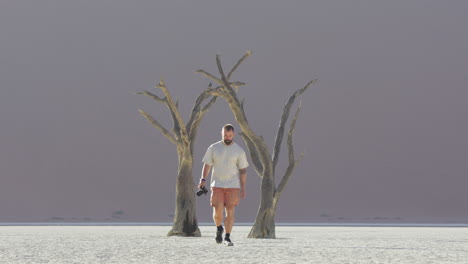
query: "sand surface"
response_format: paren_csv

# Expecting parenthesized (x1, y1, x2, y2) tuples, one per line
(1, 226, 467, 263)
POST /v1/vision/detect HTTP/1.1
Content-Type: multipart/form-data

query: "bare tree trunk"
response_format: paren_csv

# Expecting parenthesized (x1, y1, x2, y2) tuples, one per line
(138, 80, 217, 237)
(167, 149, 200, 236)
(248, 173, 276, 238)
(249, 208, 276, 239)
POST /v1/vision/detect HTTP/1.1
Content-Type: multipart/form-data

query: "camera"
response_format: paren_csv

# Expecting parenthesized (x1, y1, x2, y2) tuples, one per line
(196, 186, 208, 196)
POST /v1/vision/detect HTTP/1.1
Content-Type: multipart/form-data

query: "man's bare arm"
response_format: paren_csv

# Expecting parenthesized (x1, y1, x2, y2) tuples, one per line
(239, 168, 247, 199)
(199, 163, 211, 188)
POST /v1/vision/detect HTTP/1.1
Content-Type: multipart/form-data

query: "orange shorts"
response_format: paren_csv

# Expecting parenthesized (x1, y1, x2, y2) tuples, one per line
(210, 187, 240, 207)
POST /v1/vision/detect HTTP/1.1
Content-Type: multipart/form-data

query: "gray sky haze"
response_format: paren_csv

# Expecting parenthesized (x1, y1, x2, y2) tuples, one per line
(1, 0, 467, 223)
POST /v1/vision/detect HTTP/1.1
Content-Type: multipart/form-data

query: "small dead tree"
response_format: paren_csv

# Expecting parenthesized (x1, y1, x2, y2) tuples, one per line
(197, 51, 316, 238)
(137, 80, 217, 236)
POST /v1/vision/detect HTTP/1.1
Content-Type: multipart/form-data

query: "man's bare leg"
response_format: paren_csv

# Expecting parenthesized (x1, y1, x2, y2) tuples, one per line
(213, 204, 223, 227)
(224, 206, 235, 234)
(213, 204, 224, 243)
(223, 206, 235, 246)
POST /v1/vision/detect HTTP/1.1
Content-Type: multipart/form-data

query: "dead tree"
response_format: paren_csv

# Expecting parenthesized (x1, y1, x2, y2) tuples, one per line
(137, 80, 217, 236)
(197, 51, 316, 238)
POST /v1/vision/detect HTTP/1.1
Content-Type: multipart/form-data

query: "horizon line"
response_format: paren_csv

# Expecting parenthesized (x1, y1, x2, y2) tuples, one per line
(1, 222, 467, 227)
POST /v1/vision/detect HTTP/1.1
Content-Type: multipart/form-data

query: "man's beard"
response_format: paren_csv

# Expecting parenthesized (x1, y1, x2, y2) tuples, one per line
(223, 139, 232, 145)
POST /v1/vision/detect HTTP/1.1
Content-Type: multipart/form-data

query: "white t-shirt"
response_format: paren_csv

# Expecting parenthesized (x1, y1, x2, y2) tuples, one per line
(202, 141, 249, 188)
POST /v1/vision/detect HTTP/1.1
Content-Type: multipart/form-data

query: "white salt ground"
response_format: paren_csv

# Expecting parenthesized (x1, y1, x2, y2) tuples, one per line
(0, 226, 467, 264)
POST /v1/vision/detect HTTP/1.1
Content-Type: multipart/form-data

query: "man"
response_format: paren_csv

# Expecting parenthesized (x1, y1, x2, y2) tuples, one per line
(199, 124, 249, 246)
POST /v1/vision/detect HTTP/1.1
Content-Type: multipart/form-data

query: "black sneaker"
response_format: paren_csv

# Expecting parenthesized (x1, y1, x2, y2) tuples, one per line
(215, 226, 224, 244)
(224, 236, 234, 246)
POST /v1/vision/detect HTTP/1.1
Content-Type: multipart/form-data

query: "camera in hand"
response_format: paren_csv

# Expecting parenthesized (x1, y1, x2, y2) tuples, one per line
(196, 186, 208, 196)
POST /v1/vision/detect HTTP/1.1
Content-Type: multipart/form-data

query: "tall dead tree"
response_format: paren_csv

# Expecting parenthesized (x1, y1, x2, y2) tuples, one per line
(137, 80, 217, 236)
(197, 51, 316, 238)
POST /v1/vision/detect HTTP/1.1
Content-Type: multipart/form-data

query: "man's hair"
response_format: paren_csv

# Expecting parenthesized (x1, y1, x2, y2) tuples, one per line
(222, 124, 235, 132)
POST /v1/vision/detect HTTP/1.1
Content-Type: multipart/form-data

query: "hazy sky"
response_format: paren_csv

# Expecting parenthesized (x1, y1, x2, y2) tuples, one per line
(1, 0, 467, 223)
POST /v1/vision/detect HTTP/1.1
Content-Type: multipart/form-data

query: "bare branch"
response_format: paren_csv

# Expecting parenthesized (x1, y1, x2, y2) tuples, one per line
(138, 109, 177, 145)
(195, 70, 223, 85)
(239, 132, 264, 177)
(209, 86, 225, 97)
(201, 95, 217, 113)
(187, 91, 210, 130)
(230, 81, 247, 88)
(137, 91, 166, 104)
(216, 55, 249, 124)
(188, 95, 217, 144)
(227, 50, 252, 80)
(187, 86, 218, 139)
(169, 108, 182, 140)
(296, 79, 317, 97)
(241, 97, 246, 113)
(288, 102, 302, 162)
(195, 70, 246, 93)
(156, 80, 189, 143)
(275, 102, 303, 199)
(272, 79, 316, 172)
(216, 55, 237, 97)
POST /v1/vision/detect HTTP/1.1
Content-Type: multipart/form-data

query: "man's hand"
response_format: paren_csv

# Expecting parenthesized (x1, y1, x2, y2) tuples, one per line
(240, 188, 246, 199)
(198, 179, 206, 190)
